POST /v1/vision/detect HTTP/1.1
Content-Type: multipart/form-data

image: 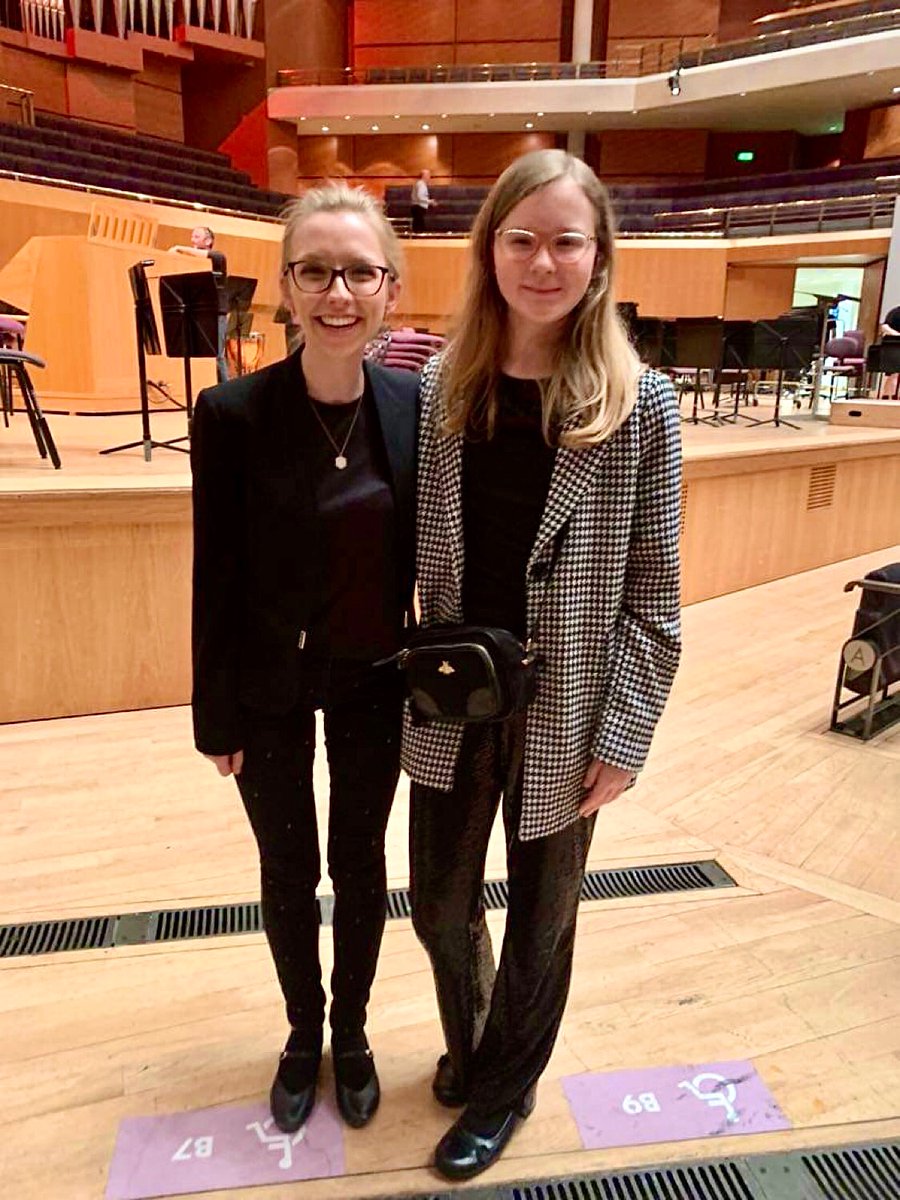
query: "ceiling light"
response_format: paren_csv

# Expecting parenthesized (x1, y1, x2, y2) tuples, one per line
(393, 114, 400, 119)
(525, 121, 534, 129)
(344, 115, 350, 120)
(739, 91, 747, 97)
(299, 116, 306, 122)
(441, 113, 448, 118)
(537, 111, 544, 117)
(667, 66, 682, 97)
(421, 123, 430, 130)
(371, 124, 379, 131)
(894, 86, 900, 94)
(489, 112, 495, 117)
(321, 125, 329, 132)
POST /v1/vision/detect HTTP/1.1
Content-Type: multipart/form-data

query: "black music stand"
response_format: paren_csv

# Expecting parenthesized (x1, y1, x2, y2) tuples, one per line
(224, 276, 257, 377)
(101, 260, 180, 461)
(632, 316, 665, 367)
(748, 315, 818, 430)
(866, 340, 900, 400)
(159, 271, 219, 443)
(664, 318, 727, 425)
(714, 320, 759, 424)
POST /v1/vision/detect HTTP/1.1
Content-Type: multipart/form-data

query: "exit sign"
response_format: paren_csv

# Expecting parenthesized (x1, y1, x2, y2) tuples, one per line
(735, 150, 755, 163)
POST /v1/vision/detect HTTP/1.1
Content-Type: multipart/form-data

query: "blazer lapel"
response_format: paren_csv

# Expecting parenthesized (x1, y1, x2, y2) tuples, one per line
(368, 361, 414, 510)
(433, 408, 465, 593)
(529, 435, 613, 565)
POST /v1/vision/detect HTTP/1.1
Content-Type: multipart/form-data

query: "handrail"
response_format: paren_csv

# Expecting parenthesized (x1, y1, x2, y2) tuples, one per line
(652, 192, 895, 236)
(0, 82, 34, 126)
(275, 6, 900, 87)
(0, 166, 283, 224)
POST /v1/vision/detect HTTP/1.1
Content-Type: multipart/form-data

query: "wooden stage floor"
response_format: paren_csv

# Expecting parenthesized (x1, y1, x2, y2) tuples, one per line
(1, 548, 898, 1197)
(2, 401, 900, 492)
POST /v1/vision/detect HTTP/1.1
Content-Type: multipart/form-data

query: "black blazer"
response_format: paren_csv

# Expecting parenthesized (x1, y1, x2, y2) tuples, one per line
(190, 351, 419, 755)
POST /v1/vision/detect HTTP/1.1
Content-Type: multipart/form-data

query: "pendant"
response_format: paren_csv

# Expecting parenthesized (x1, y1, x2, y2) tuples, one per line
(335, 455, 348, 470)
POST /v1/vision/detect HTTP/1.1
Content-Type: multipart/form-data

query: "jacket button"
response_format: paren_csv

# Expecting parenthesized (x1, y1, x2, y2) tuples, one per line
(530, 561, 550, 582)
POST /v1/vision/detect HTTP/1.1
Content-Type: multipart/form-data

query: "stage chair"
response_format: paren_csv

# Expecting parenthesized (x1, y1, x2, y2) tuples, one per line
(0, 315, 26, 426)
(0, 347, 61, 468)
(367, 327, 445, 373)
(823, 330, 866, 400)
(830, 565, 900, 741)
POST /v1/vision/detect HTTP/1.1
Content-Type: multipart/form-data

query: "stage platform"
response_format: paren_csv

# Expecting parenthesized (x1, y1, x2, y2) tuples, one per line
(0, 548, 897, 1199)
(2, 404, 900, 724)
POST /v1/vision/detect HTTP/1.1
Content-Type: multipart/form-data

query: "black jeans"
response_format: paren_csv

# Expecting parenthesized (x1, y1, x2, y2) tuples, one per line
(410, 715, 596, 1117)
(236, 658, 403, 1045)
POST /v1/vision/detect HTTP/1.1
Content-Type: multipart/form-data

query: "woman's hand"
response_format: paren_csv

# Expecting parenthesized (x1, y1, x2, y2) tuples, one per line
(579, 759, 633, 817)
(204, 750, 244, 777)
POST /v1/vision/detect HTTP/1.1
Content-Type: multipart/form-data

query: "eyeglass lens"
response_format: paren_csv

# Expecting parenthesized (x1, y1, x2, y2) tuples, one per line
(289, 262, 388, 295)
(498, 230, 593, 262)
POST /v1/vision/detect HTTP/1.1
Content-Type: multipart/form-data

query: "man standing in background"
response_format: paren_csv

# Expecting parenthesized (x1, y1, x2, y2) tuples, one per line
(410, 169, 434, 233)
(173, 226, 229, 383)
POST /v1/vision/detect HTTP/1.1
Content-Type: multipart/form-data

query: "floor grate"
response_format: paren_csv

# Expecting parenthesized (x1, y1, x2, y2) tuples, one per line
(397, 1141, 900, 1200)
(0, 859, 735, 957)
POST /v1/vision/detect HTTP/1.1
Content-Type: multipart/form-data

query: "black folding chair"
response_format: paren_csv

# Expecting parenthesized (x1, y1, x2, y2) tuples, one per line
(0, 348, 61, 469)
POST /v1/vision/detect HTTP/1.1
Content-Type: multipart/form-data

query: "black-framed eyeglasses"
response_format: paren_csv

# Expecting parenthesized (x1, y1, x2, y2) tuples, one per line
(283, 261, 393, 296)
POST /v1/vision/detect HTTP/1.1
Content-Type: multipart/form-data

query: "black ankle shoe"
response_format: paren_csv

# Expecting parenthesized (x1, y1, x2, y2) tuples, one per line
(433, 1088, 536, 1181)
(432, 1054, 468, 1108)
(333, 1040, 380, 1128)
(269, 1048, 321, 1133)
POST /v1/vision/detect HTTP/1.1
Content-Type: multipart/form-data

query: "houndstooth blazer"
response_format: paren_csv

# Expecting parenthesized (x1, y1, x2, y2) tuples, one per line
(400, 354, 683, 840)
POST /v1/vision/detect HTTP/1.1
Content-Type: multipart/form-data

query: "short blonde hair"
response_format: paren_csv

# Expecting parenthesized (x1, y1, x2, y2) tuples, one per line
(441, 149, 641, 449)
(280, 184, 402, 281)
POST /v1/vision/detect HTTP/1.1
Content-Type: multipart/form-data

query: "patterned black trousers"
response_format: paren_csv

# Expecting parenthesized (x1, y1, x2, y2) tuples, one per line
(236, 659, 403, 1045)
(410, 715, 596, 1117)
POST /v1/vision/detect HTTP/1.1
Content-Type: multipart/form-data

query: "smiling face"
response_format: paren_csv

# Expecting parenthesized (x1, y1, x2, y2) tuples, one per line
(282, 210, 398, 366)
(491, 176, 598, 345)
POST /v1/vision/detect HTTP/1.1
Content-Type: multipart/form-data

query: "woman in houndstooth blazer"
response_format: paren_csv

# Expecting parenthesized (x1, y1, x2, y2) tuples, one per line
(401, 150, 682, 1181)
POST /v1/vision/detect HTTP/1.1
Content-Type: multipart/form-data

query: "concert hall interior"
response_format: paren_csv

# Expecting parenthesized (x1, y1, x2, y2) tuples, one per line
(1, 2, 900, 1198)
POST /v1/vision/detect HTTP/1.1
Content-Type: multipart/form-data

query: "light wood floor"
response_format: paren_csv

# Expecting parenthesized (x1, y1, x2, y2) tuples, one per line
(0, 550, 898, 1197)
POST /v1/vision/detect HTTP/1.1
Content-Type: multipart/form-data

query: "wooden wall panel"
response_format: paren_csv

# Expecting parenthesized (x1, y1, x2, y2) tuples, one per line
(455, 0, 563, 43)
(607, 0, 719, 39)
(616, 241, 727, 317)
(354, 0, 456, 47)
(353, 134, 454, 176)
(451, 131, 555, 177)
(717, 0, 781, 44)
(134, 82, 184, 143)
(0, 44, 67, 114)
(723, 264, 796, 321)
(65, 63, 136, 130)
(865, 104, 900, 161)
(354, 44, 456, 67)
(599, 130, 709, 179)
(455, 42, 560, 63)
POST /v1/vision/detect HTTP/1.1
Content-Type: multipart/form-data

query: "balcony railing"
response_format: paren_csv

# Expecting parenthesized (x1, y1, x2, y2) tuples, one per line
(276, 6, 900, 88)
(650, 192, 896, 237)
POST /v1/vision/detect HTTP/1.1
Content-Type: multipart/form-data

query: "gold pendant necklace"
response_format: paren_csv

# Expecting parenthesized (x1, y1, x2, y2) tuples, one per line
(307, 392, 364, 469)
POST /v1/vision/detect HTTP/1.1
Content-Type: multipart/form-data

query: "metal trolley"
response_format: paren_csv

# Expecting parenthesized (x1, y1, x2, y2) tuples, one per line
(830, 565, 900, 741)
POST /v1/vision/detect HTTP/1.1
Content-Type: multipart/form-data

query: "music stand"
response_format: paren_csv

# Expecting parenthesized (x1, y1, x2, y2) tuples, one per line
(632, 316, 666, 367)
(159, 271, 219, 441)
(224, 276, 257, 377)
(101, 260, 180, 461)
(715, 320, 759, 424)
(748, 315, 818, 430)
(666, 318, 726, 425)
(866, 340, 900, 400)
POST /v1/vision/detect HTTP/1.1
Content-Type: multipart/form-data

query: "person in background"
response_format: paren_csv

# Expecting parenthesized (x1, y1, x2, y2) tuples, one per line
(410, 169, 435, 233)
(403, 149, 682, 1181)
(173, 225, 229, 383)
(191, 185, 418, 1134)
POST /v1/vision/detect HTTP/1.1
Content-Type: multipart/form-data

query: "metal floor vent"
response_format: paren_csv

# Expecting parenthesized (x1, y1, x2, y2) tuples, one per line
(399, 1141, 899, 1200)
(0, 859, 735, 958)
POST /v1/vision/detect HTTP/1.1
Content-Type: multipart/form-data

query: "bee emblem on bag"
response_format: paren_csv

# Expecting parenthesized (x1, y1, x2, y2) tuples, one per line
(438, 660, 455, 675)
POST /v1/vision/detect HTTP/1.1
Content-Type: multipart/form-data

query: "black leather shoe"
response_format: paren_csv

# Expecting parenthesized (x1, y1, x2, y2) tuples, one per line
(432, 1054, 468, 1107)
(433, 1088, 536, 1181)
(269, 1049, 320, 1133)
(333, 1045, 380, 1128)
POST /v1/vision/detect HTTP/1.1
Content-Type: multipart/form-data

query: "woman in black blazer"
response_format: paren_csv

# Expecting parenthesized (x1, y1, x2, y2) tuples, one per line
(191, 184, 418, 1133)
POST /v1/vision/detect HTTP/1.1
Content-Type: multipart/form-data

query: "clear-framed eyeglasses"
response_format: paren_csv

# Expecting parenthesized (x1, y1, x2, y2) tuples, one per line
(494, 228, 596, 264)
(283, 261, 393, 296)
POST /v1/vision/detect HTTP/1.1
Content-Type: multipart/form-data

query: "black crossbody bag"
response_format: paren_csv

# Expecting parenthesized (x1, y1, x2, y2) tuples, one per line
(385, 531, 565, 726)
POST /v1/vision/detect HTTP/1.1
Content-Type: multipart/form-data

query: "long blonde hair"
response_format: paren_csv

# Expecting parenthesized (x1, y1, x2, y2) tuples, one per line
(441, 150, 641, 448)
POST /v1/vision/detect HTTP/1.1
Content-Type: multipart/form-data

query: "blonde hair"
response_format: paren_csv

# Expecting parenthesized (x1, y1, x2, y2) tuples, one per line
(280, 183, 403, 281)
(441, 149, 642, 448)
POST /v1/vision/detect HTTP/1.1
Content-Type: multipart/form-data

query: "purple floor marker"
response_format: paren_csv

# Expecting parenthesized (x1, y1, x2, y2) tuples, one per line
(561, 1060, 790, 1151)
(106, 1099, 345, 1200)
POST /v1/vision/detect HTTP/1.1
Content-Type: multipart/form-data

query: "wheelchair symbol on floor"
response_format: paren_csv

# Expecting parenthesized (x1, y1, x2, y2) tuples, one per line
(246, 1117, 306, 1170)
(677, 1071, 740, 1125)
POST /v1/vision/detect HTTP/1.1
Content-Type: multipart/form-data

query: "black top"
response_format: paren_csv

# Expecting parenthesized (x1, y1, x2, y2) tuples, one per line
(299, 380, 403, 660)
(209, 249, 228, 315)
(462, 375, 556, 641)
